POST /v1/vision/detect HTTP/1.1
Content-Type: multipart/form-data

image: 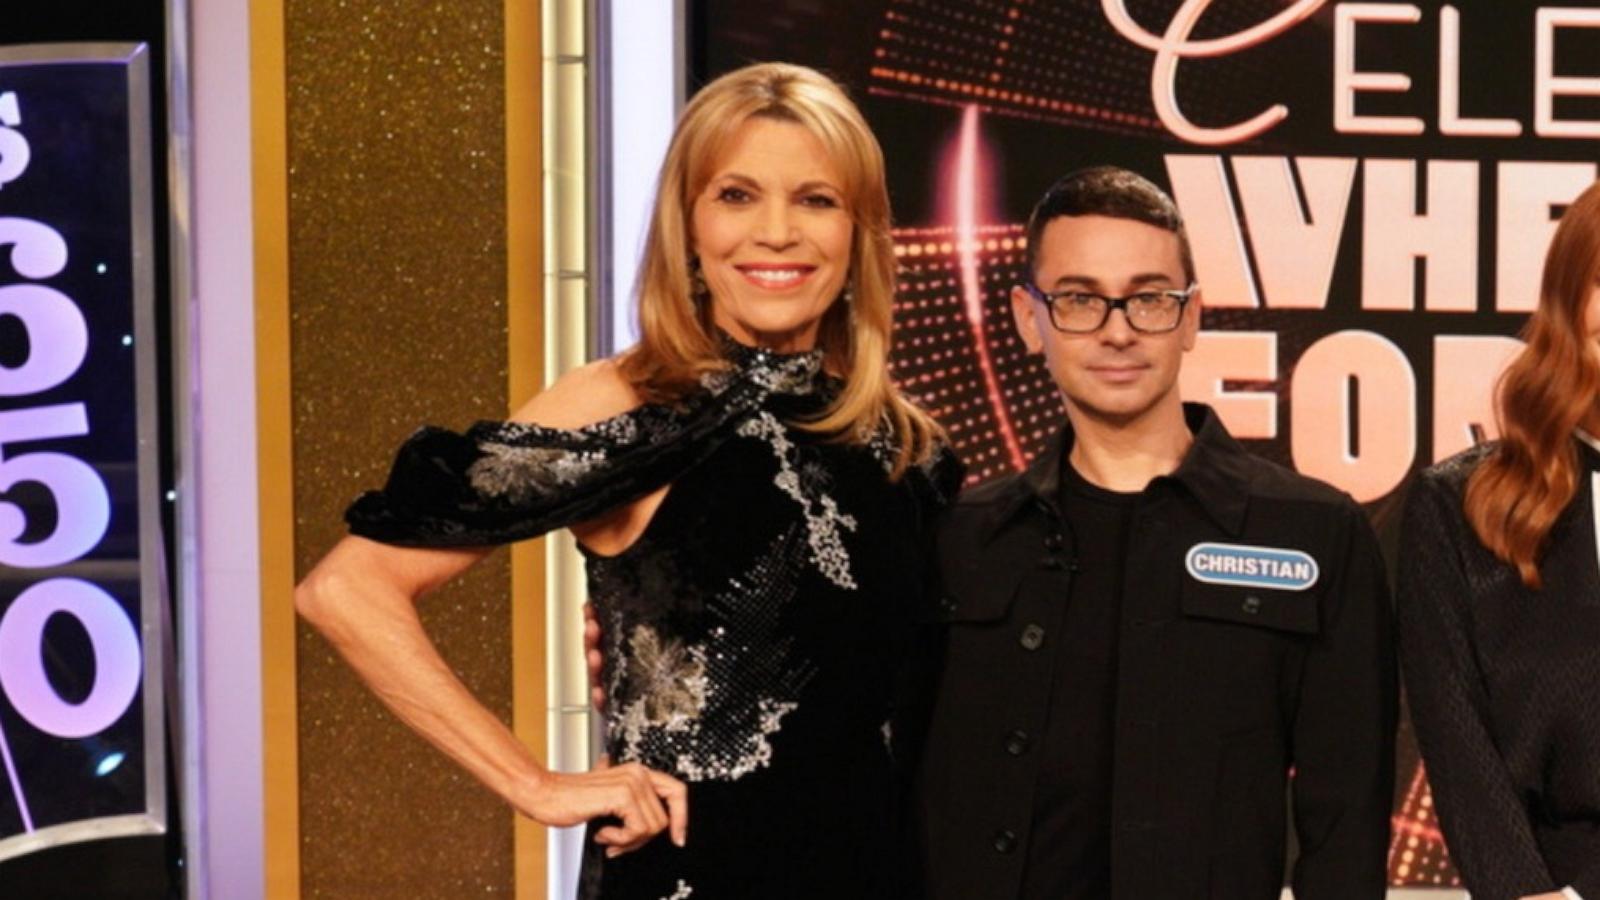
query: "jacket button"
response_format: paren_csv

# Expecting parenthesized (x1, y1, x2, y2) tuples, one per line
(992, 828, 1018, 854)
(1043, 533, 1064, 551)
(939, 594, 958, 613)
(1004, 729, 1031, 756)
(1241, 595, 1262, 615)
(1040, 555, 1064, 570)
(1019, 624, 1045, 650)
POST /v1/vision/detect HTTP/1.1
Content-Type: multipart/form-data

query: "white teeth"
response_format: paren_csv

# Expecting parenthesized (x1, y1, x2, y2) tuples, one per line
(743, 269, 806, 284)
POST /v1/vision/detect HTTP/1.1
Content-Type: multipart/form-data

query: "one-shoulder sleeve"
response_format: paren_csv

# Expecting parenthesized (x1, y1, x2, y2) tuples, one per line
(345, 390, 754, 547)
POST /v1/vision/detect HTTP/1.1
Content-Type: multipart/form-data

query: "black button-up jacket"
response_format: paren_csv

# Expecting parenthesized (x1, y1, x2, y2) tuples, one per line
(902, 404, 1397, 900)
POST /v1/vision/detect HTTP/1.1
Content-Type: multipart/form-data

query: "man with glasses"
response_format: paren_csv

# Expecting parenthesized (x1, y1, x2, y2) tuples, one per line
(902, 167, 1396, 899)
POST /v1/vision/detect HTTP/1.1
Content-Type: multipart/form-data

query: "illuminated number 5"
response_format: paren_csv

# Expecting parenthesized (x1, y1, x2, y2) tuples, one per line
(0, 578, 141, 738)
(0, 405, 110, 568)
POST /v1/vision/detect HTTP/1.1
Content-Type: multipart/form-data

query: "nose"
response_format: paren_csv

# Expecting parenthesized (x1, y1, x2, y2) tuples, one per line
(1099, 306, 1137, 347)
(755, 198, 798, 249)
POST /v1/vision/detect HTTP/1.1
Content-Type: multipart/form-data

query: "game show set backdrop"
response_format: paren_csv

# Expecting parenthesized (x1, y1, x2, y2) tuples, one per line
(692, 0, 1600, 888)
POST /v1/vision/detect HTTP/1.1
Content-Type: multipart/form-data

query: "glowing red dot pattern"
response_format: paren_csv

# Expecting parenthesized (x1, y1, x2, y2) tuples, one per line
(869, 0, 1284, 137)
(890, 223, 1062, 486)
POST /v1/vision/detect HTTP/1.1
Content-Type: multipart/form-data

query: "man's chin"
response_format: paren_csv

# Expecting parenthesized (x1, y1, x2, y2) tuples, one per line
(1063, 389, 1173, 428)
(1070, 400, 1151, 427)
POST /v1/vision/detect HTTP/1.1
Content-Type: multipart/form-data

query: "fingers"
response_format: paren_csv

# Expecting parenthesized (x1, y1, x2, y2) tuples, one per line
(587, 764, 683, 857)
(648, 770, 690, 847)
(587, 648, 606, 710)
(583, 605, 607, 709)
(592, 825, 647, 858)
(622, 764, 667, 836)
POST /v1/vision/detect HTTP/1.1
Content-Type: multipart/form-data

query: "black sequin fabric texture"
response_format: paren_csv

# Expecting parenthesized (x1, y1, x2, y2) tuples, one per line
(347, 339, 962, 899)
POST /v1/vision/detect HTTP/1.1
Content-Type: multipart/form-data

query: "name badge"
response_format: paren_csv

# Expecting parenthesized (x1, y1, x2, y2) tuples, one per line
(1184, 542, 1319, 591)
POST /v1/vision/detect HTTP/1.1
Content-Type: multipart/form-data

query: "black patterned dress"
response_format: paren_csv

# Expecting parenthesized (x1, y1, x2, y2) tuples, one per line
(346, 341, 961, 899)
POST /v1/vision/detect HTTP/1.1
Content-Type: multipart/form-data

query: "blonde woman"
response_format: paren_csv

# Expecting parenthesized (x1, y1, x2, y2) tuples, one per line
(296, 62, 959, 899)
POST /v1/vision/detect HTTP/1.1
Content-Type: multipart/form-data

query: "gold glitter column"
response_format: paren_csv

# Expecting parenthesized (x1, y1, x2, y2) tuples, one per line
(274, 0, 528, 896)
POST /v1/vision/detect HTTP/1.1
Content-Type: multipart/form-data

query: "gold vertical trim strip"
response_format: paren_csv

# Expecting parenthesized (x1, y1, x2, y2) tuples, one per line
(251, 0, 299, 896)
(508, 1, 547, 897)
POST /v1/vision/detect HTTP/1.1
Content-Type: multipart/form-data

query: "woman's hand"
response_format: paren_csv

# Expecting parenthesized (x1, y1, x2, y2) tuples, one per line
(517, 757, 688, 856)
(297, 539, 687, 857)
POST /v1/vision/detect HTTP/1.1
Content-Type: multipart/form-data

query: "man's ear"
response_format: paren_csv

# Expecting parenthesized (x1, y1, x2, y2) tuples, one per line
(1011, 285, 1045, 354)
(1180, 286, 1202, 352)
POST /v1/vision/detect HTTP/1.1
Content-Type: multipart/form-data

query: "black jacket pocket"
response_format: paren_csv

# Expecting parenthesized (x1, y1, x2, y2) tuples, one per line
(1180, 580, 1321, 634)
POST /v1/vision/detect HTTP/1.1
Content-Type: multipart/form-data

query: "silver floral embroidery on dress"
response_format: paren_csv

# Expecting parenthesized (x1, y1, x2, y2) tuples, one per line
(697, 345, 822, 402)
(464, 414, 647, 502)
(864, 415, 901, 476)
(611, 625, 708, 747)
(464, 344, 821, 506)
(601, 529, 816, 783)
(673, 695, 797, 782)
(661, 880, 693, 900)
(738, 347, 825, 394)
(736, 412, 860, 590)
(467, 444, 607, 502)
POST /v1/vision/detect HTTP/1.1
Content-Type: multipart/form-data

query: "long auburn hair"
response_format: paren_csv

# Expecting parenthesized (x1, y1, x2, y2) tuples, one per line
(1465, 180, 1600, 587)
(616, 62, 941, 476)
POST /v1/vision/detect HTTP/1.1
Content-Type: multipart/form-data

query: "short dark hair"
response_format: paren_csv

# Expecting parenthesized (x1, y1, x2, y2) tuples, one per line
(1023, 166, 1195, 283)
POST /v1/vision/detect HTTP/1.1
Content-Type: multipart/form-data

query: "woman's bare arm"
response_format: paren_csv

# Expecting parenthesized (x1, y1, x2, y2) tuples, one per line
(294, 360, 686, 852)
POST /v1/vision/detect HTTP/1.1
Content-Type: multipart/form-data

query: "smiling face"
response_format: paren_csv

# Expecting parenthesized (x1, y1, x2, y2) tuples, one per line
(1010, 213, 1200, 426)
(690, 116, 854, 352)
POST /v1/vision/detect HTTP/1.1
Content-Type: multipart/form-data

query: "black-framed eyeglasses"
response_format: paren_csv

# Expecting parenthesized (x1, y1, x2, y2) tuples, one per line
(1021, 282, 1197, 334)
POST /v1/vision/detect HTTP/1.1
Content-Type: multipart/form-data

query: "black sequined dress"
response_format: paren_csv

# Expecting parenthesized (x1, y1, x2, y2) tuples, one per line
(346, 341, 960, 900)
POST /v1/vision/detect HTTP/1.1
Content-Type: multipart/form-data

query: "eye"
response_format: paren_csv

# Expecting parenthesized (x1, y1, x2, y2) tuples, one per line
(715, 185, 753, 204)
(1061, 292, 1102, 308)
(1128, 291, 1167, 308)
(800, 192, 840, 209)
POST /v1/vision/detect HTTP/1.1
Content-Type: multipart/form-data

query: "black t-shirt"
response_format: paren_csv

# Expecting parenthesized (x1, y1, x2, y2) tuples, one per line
(1018, 456, 1139, 900)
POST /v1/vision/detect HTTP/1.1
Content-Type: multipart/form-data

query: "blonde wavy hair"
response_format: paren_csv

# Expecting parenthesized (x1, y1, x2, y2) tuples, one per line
(616, 62, 942, 476)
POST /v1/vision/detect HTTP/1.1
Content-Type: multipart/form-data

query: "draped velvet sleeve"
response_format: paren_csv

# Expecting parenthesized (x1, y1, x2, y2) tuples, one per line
(345, 382, 765, 548)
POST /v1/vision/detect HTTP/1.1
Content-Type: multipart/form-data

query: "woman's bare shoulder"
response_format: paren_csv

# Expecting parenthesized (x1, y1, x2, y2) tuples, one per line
(509, 357, 643, 430)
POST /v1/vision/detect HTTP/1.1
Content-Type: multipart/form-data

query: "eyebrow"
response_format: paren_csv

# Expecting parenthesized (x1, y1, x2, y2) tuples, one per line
(711, 173, 843, 195)
(1050, 272, 1181, 290)
(793, 180, 842, 194)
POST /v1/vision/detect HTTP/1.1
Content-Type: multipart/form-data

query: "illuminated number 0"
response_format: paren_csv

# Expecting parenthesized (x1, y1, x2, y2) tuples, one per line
(0, 578, 141, 738)
(0, 405, 110, 568)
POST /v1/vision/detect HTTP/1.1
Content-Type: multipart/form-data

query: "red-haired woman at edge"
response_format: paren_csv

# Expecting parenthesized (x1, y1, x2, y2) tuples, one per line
(1399, 181, 1600, 900)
